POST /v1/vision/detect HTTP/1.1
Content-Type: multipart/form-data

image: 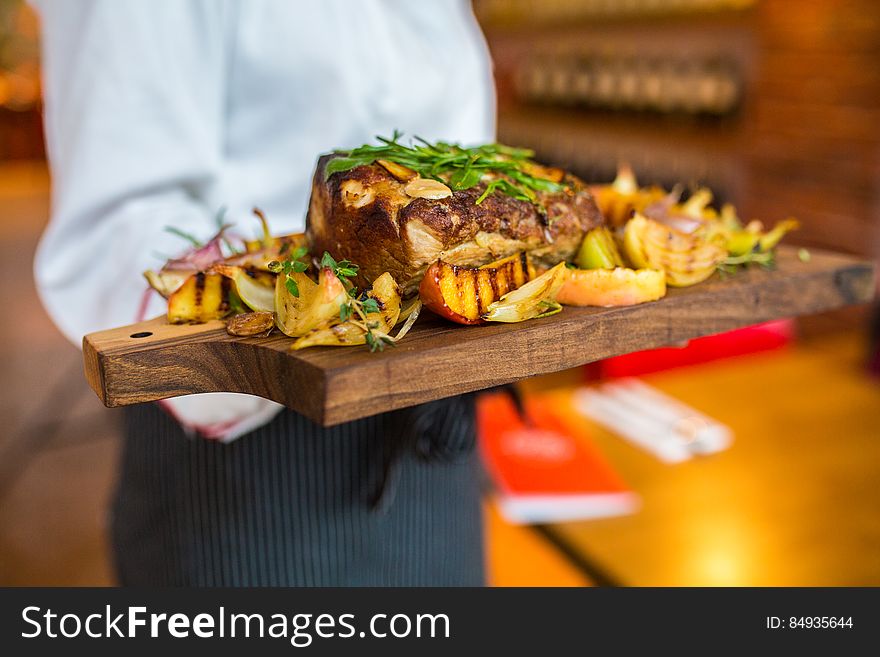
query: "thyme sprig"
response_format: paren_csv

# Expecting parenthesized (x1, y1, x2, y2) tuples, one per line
(320, 252, 392, 352)
(320, 251, 359, 283)
(267, 246, 309, 297)
(344, 296, 394, 353)
(325, 131, 566, 209)
(272, 249, 395, 352)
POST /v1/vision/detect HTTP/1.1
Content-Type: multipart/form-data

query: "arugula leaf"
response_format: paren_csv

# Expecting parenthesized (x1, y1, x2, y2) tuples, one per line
(324, 132, 570, 209)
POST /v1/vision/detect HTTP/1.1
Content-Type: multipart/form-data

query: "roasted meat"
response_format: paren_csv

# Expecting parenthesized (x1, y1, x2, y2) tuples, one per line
(306, 154, 604, 294)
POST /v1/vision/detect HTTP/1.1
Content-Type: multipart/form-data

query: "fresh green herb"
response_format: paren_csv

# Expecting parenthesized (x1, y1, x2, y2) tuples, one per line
(359, 297, 379, 315)
(228, 289, 248, 315)
(268, 245, 310, 297)
(364, 330, 394, 353)
(274, 247, 398, 353)
(164, 226, 203, 247)
(320, 251, 359, 282)
(325, 131, 566, 209)
(338, 289, 391, 353)
(718, 247, 776, 274)
(215, 206, 240, 254)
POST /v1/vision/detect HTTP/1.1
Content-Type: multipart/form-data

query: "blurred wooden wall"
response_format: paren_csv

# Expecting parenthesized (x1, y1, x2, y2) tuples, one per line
(741, 0, 880, 261)
(481, 0, 880, 263)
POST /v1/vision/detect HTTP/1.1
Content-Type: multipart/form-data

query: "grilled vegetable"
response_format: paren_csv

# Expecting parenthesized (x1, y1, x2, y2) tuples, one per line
(144, 269, 192, 298)
(293, 273, 402, 349)
(419, 252, 536, 324)
(234, 233, 309, 270)
(591, 164, 666, 227)
(724, 218, 799, 257)
(576, 226, 626, 270)
(226, 311, 275, 336)
(623, 213, 726, 287)
(167, 272, 232, 323)
(211, 265, 276, 313)
(275, 267, 348, 338)
(482, 262, 567, 323)
(557, 267, 666, 307)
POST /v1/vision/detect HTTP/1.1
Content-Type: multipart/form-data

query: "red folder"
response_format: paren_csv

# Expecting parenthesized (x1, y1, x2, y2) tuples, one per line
(478, 392, 638, 524)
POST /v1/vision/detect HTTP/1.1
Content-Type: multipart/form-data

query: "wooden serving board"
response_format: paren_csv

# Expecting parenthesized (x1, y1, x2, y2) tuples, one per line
(83, 247, 875, 426)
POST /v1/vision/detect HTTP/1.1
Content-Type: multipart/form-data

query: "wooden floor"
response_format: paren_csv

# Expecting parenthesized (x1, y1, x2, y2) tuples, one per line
(527, 333, 880, 586)
(0, 162, 877, 586)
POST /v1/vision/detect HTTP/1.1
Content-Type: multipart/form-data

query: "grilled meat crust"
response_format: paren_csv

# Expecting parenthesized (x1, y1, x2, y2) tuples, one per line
(306, 154, 604, 293)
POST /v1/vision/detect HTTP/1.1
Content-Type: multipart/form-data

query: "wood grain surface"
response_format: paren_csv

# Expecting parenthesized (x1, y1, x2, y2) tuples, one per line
(83, 247, 875, 426)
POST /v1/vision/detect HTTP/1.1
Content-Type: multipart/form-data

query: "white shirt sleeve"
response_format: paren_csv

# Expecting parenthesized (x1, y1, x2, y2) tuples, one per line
(33, 0, 229, 344)
(33, 0, 284, 441)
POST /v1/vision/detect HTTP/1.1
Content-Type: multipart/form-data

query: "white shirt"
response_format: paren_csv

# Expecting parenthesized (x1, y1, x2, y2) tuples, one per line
(33, 0, 495, 440)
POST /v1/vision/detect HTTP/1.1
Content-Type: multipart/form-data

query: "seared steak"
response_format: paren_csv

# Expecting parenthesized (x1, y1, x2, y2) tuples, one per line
(306, 154, 604, 294)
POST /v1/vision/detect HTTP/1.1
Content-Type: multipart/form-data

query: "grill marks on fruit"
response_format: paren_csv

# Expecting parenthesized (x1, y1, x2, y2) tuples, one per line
(167, 272, 234, 324)
(219, 276, 232, 312)
(434, 253, 535, 320)
(193, 272, 206, 307)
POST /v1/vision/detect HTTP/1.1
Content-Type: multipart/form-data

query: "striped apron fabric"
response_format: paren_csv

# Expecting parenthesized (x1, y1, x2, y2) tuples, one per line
(110, 395, 484, 586)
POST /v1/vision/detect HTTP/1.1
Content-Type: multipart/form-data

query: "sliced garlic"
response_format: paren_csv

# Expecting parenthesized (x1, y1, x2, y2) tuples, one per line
(405, 178, 452, 200)
(340, 179, 375, 208)
(377, 159, 418, 182)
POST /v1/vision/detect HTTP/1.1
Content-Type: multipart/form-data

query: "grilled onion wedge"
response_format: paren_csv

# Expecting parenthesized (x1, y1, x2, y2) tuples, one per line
(623, 213, 726, 287)
(292, 273, 402, 350)
(275, 267, 348, 338)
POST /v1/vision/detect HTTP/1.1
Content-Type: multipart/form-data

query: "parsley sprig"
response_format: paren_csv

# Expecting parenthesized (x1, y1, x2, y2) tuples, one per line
(325, 131, 566, 210)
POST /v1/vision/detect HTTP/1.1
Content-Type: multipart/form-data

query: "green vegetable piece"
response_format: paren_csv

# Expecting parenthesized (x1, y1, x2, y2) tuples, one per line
(576, 227, 625, 269)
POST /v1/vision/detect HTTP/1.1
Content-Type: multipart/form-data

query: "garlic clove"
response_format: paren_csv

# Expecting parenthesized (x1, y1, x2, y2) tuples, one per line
(404, 177, 453, 200)
(377, 159, 418, 182)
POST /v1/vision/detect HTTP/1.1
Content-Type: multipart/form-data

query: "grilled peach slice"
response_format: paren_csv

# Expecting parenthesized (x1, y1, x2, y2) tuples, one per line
(419, 252, 536, 324)
(557, 267, 666, 307)
(167, 272, 231, 323)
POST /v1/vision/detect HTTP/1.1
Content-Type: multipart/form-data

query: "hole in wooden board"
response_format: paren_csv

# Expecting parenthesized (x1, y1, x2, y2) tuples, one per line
(130, 332, 153, 339)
